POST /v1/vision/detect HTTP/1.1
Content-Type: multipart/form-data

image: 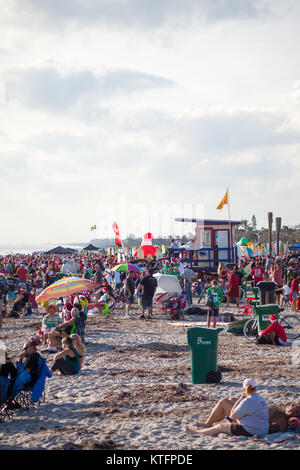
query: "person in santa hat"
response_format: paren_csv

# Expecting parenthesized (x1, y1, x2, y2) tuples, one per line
(257, 314, 287, 346)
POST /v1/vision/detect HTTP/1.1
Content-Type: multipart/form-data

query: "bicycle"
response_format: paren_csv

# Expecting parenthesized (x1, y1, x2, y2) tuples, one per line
(243, 308, 300, 341)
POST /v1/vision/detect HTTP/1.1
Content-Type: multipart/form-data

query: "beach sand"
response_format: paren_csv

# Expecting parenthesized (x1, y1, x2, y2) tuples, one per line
(0, 301, 300, 451)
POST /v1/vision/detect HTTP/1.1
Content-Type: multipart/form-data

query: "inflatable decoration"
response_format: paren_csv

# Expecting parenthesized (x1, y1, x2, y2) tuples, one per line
(133, 233, 161, 261)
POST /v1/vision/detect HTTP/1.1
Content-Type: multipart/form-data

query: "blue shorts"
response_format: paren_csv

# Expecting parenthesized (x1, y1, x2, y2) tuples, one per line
(141, 296, 153, 309)
(292, 291, 298, 299)
(125, 295, 134, 305)
(7, 291, 15, 299)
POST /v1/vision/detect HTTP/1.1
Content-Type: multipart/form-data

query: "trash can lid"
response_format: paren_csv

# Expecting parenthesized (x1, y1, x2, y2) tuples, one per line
(187, 327, 223, 335)
(256, 281, 277, 289)
(255, 303, 279, 312)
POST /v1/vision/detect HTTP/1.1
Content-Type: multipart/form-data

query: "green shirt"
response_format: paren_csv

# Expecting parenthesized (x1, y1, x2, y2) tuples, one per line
(42, 314, 60, 329)
(206, 286, 224, 307)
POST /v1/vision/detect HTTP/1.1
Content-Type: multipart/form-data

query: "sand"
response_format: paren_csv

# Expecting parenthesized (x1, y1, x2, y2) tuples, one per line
(0, 300, 300, 451)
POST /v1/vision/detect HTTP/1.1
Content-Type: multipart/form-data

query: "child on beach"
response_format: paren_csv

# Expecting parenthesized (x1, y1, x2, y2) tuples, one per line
(206, 280, 224, 328)
(281, 281, 291, 307)
(23, 301, 32, 317)
(41, 304, 61, 348)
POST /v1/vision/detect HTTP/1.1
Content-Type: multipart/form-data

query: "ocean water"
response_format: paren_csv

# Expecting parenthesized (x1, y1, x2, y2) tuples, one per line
(0, 244, 84, 256)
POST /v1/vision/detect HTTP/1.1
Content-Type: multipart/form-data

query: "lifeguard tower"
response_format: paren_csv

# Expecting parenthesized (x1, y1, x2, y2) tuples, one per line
(169, 218, 241, 274)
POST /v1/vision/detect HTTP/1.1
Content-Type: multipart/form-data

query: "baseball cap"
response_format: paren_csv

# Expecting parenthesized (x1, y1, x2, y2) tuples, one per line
(270, 314, 277, 321)
(243, 378, 256, 388)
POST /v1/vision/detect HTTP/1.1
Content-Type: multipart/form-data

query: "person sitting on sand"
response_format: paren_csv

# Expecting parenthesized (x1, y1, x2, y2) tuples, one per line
(47, 307, 80, 352)
(41, 304, 61, 347)
(70, 334, 85, 367)
(256, 314, 287, 346)
(50, 336, 83, 376)
(9, 288, 29, 316)
(185, 378, 269, 438)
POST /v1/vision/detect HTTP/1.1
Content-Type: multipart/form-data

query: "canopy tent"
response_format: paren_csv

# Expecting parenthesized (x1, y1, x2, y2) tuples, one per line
(82, 244, 100, 251)
(289, 244, 300, 251)
(45, 246, 77, 255)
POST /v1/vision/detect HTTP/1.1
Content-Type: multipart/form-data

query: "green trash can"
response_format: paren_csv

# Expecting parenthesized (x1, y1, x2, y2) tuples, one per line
(255, 304, 280, 332)
(187, 327, 223, 384)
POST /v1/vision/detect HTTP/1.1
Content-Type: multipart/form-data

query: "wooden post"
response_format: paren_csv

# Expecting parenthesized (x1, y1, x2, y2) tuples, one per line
(268, 212, 273, 256)
(275, 217, 281, 256)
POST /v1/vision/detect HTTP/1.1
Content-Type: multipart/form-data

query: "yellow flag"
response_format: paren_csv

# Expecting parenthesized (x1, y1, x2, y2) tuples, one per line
(216, 190, 228, 210)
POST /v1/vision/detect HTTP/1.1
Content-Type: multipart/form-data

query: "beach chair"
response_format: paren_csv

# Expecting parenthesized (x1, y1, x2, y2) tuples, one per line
(0, 357, 52, 422)
(155, 292, 186, 320)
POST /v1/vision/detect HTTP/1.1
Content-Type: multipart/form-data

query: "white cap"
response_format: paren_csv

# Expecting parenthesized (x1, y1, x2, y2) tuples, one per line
(243, 378, 256, 388)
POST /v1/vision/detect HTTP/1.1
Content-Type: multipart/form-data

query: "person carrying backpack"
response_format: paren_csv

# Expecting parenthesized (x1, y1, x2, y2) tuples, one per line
(206, 280, 224, 328)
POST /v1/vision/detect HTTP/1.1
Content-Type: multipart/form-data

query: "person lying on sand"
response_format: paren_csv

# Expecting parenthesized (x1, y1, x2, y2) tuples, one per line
(185, 378, 273, 438)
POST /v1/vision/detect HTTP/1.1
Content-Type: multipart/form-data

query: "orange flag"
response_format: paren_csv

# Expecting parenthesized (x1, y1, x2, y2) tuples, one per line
(216, 190, 228, 210)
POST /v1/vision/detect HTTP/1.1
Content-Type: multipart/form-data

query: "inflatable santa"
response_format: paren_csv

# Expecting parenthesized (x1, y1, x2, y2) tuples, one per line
(134, 233, 161, 261)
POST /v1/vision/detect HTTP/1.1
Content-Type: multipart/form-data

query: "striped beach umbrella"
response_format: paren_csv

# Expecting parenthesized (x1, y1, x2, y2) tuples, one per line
(36, 276, 100, 303)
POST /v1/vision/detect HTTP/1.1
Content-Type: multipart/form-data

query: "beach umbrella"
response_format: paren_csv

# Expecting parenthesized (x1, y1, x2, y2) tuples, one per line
(153, 273, 182, 295)
(36, 276, 100, 303)
(111, 263, 143, 273)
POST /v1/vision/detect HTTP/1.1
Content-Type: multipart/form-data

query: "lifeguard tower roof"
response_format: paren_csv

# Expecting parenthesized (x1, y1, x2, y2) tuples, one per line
(175, 218, 241, 225)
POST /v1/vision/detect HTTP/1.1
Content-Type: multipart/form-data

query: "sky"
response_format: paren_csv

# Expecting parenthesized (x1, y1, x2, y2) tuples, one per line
(1, 0, 300, 246)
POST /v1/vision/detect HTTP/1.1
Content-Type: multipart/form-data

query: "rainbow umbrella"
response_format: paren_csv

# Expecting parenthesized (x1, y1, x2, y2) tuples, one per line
(111, 263, 143, 273)
(36, 276, 100, 303)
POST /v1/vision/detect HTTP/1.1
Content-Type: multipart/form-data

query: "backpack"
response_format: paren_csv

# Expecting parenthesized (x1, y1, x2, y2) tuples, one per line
(206, 292, 214, 308)
(206, 370, 222, 384)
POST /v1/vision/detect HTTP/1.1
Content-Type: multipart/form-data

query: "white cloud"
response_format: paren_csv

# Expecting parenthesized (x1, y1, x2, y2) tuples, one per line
(0, 1, 300, 246)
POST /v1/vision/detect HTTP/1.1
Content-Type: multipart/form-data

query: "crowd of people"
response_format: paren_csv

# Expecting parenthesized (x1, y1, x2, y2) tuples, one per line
(0, 248, 299, 330)
(0, 245, 300, 440)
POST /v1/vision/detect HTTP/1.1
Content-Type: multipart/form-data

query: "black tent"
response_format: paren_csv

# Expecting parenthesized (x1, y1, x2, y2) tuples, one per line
(45, 246, 77, 255)
(82, 244, 100, 251)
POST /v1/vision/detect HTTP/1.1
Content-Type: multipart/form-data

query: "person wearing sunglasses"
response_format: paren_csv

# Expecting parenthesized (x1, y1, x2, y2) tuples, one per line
(17, 340, 41, 386)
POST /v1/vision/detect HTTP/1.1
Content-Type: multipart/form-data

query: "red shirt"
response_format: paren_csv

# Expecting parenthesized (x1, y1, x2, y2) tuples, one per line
(251, 266, 264, 282)
(291, 278, 300, 293)
(261, 321, 287, 343)
(228, 272, 239, 288)
(16, 266, 28, 282)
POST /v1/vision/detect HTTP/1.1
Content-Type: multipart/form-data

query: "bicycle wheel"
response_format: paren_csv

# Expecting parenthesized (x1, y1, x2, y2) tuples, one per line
(279, 315, 300, 340)
(243, 318, 258, 341)
(239, 287, 246, 303)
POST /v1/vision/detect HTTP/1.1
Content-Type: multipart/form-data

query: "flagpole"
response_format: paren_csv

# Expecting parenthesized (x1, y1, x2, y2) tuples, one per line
(227, 187, 233, 263)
